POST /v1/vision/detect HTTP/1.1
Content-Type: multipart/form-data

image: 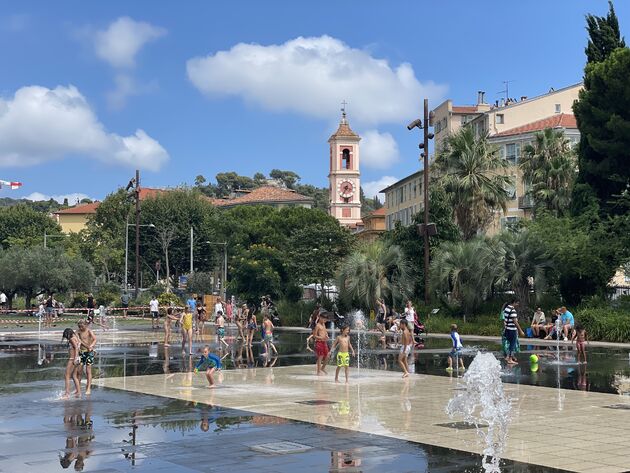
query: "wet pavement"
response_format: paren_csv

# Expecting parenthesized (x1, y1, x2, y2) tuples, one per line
(1, 326, 629, 472)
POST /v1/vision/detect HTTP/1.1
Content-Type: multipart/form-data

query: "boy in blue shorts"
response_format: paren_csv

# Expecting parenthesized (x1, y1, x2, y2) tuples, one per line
(194, 345, 222, 388)
(447, 324, 465, 371)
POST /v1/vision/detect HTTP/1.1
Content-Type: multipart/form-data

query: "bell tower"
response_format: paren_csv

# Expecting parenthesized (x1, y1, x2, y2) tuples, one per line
(328, 104, 362, 226)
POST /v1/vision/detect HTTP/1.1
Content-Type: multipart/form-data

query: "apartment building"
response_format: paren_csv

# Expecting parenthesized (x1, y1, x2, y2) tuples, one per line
(381, 171, 423, 231)
(382, 83, 582, 234)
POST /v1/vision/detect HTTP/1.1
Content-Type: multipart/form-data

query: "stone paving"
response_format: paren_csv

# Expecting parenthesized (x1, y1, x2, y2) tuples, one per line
(99, 365, 630, 473)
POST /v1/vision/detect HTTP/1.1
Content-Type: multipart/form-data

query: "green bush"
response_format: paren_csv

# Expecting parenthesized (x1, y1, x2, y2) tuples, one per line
(158, 292, 182, 308)
(277, 299, 317, 327)
(425, 314, 503, 337)
(95, 282, 120, 306)
(70, 292, 88, 308)
(575, 307, 630, 343)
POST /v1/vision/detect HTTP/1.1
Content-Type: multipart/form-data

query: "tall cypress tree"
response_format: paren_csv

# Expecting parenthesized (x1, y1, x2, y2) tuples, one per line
(585, 1, 625, 64)
(573, 2, 629, 216)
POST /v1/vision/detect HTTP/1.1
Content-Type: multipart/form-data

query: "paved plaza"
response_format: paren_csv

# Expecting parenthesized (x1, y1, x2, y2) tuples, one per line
(99, 364, 630, 473)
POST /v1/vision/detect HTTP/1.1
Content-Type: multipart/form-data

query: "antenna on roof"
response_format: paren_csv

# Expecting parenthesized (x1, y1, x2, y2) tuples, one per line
(497, 80, 515, 102)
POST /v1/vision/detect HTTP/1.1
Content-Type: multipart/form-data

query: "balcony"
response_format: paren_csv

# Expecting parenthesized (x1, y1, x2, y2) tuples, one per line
(518, 195, 534, 209)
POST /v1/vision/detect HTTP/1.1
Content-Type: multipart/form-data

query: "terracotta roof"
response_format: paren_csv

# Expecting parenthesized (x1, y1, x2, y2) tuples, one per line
(494, 114, 577, 137)
(138, 187, 167, 200)
(329, 122, 360, 140)
(452, 106, 481, 114)
(364, 207, 386, 219)
(211, 186, 313, 207)
(53, 202, 100, 215)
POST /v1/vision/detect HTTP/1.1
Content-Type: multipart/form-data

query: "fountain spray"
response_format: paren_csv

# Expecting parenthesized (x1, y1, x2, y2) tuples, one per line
(446, 352, 512, 473)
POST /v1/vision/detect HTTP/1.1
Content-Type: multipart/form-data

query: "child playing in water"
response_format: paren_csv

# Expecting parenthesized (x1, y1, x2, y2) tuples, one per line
(313, 311, 330, 375)
(62, 328, 81, 398)
(262, 313, 278, 355)
(398, 322, 412, 378)
(572, 323, 588, 364)
(76, 320, 97, 395)
(216, 311, 229, 348)
(180, 308, 194, 356)
(194, 345, 222, 388)
(447, 324, 465, 371)
(332, 326, 355, 383)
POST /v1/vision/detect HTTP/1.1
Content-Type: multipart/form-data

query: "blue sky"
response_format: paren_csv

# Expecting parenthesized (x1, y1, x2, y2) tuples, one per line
(0, 1, 627, 203)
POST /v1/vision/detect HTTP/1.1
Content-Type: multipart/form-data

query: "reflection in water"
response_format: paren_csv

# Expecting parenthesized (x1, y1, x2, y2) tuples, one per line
(60, 401, 94, 471)
(121, 411, 138, 466)
(330, 449, 362, 472)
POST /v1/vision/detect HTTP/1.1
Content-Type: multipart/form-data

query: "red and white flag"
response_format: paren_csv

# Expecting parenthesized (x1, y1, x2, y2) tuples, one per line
(0, 180, 23, 190)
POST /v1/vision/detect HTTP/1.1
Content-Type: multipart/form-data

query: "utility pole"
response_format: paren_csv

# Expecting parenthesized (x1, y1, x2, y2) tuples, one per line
(422, 99, 430, 305)
(407, 99, 435, 306)
(134, 169, 141, 299)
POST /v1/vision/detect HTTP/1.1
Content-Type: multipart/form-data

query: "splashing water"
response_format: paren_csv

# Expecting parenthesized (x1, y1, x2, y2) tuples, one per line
(446, 352, 512, 473)
(347, 310, 366, 377)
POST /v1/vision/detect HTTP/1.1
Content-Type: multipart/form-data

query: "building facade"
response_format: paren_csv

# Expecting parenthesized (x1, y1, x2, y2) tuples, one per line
(355, 207, 386, 242)
(382, 83, 582, 234)
(328, 109, 362, 227)
(381, 171, 423, 231)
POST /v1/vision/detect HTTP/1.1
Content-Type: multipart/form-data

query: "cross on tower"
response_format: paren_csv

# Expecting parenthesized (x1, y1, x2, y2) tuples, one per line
(340, 100, 348, 123)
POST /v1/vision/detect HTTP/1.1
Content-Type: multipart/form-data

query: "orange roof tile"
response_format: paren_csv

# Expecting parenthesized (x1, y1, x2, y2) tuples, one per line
(53, 202, 100, 215)
(329, 122, 360, 140)
(495, 114, 577, 137)
(364, 207, 386, 219)
(212, 186, 313, 208)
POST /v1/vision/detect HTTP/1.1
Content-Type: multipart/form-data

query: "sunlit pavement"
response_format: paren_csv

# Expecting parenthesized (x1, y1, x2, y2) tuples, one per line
(97, 363, 630, 473)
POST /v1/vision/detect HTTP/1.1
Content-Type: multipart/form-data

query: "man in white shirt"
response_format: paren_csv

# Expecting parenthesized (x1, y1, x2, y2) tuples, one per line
(0, 291, 7, 310)
(149, 296, 159, 330)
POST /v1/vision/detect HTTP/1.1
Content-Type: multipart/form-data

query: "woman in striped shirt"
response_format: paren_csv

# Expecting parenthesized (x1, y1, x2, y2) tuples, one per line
(503, 300, 525, 365)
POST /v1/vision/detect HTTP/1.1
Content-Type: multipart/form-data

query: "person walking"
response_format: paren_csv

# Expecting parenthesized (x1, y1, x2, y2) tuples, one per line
(503, 299, 524, 365)
(149, 296, 160, 330)
(1, 290, 8, 311)
(404, 301, 415, 332)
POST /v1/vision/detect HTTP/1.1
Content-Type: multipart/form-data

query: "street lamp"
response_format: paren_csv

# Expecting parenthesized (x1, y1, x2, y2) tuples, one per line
(206, 241, 227, 300)
(407, 98, 435, 305)
(43, 231, 67, 248)
(124, 223, 155, 293)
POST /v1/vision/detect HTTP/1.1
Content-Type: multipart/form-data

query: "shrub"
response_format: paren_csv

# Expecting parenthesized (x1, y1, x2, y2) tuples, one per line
(277, 299, 317, 327)
(95, 282, 120, 307)
(158, 292, 182, 308)
(70, 292, 88, 308)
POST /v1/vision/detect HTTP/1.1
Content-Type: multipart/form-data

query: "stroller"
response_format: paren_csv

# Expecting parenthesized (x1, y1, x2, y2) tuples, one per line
(413, 319, 427, 348)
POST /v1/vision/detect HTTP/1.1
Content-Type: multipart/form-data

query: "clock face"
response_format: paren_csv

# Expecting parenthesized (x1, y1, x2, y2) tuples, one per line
(339, 181, 354, 198)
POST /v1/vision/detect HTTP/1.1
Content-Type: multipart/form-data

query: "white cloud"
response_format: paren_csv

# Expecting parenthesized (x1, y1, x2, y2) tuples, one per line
(0, 85, 169, 170)
(362, 176, 399, 200)
(187, 35, 447, 126)
(94, 16, 165, 68)
(25, 192, 93, 204)
(360, 130, 400, 169)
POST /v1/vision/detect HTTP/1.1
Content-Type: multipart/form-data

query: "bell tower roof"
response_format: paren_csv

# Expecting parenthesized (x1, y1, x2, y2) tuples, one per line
(329, 102, 360, 141)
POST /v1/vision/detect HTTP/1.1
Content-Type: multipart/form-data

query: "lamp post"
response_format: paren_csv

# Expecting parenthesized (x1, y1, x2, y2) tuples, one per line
(206, 241, 227, 300)
(407, 98, 435, 305)
(124, 222, 155, 293)
(43, 232, 67, 248)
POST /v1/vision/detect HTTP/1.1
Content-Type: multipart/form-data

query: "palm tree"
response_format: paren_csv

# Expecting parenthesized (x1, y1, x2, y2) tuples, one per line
(436, 127, 513, 240)
(337, 241, 412, 312)
(429, 238, 501, 321)
(496, 230, 553, 317)
(520, 128, 577, 216)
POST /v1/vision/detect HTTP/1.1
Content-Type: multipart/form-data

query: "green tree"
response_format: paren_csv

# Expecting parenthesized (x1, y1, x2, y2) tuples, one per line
(230, 244, 285, 303)
(436, 127, 513, 239)
(430, 238, 499, 321)
(269, 169, 301, 189)
(337, 241, 412, 312)
(0, 204, 61, 249)
(520, 128, 577, 216)
(287, 218, 353, 297)
(585, 1, 625, 64)
(187, 271, 216, 295)
(215, 172, 255, 197)
(496, 231, 553, 316)
(573, 47, 630, 216)
(384, 184, 461, 300)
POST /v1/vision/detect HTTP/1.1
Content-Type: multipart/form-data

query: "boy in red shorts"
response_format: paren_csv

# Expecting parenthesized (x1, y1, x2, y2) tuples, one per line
(313, 311, 330, 375)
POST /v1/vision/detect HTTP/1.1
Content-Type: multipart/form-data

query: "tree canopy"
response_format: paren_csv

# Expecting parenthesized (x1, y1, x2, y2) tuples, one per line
(585, 1, 625, 64)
